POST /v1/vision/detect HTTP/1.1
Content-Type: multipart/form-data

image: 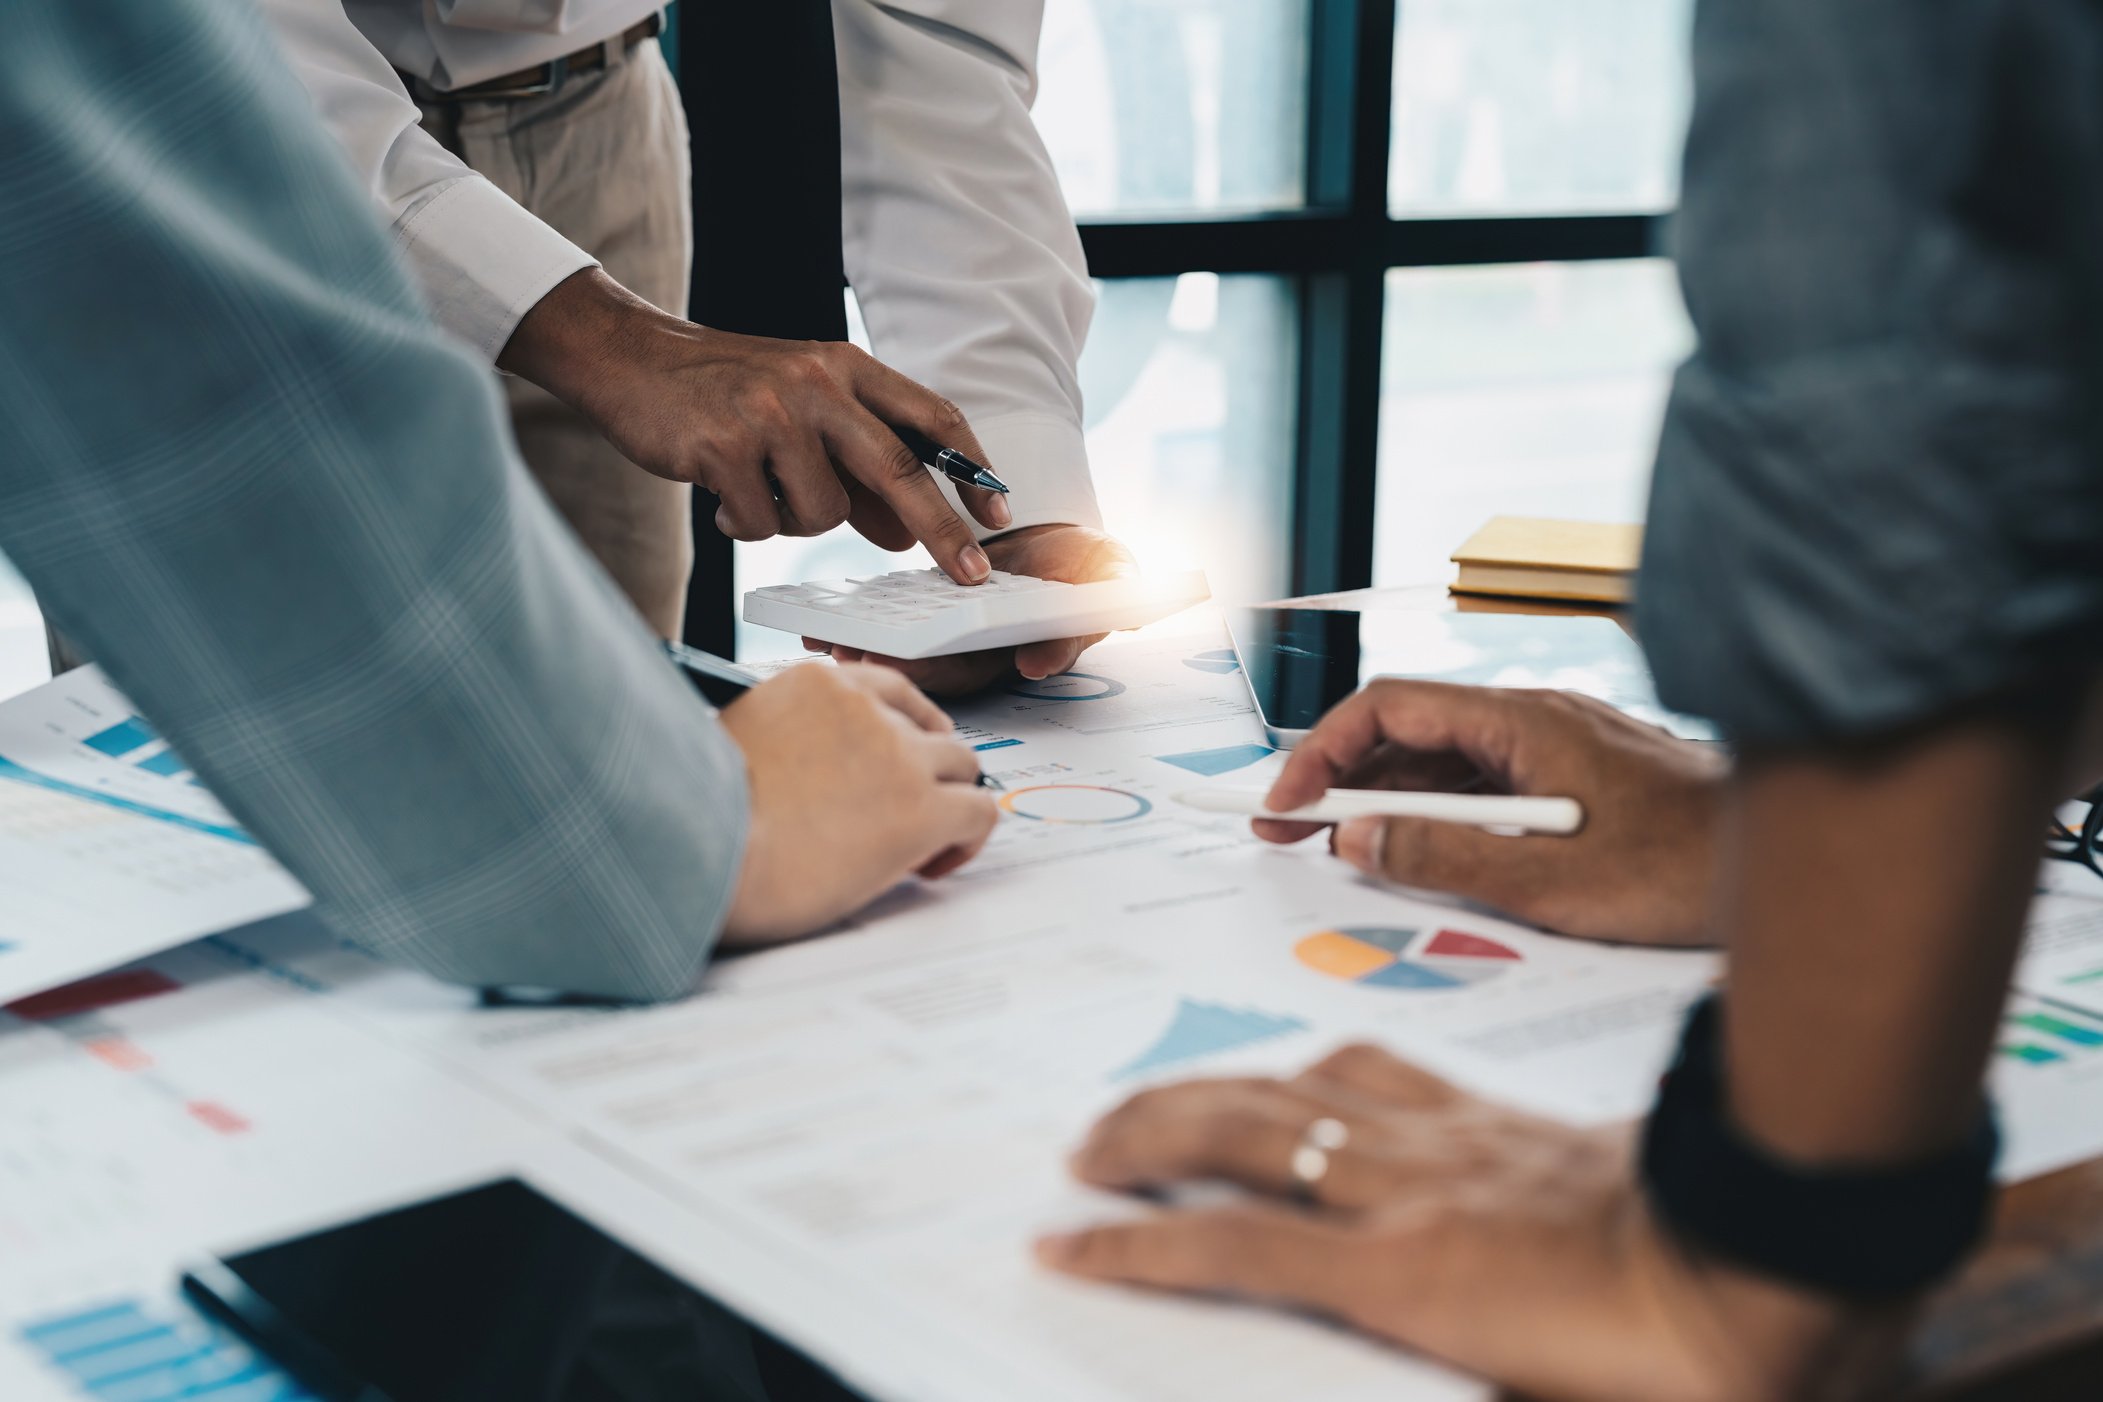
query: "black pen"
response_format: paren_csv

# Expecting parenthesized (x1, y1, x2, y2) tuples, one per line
(664, 641, 1001, 790)
(893, 426, 1010, 496)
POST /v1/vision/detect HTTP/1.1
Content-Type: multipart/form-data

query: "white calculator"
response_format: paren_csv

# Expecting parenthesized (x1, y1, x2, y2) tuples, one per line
(743, 568, 1211, 659)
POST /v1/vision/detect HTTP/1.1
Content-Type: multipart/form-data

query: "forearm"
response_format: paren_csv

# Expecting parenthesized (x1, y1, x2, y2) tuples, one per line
(1722, 701, 2077, 1164)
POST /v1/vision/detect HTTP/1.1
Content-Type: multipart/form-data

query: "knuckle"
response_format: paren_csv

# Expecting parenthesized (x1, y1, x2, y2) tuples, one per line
(1319, 1043, 1391, 1078)
(809, 492, 852, 533)
(746, 391, 795, 433)
(724, 514, 775, 542)
(929, 395, 969, 432)
(787, 349, 835, 391)
(884, 442, 925, 484)
(1196, 1106, 1261, 1160)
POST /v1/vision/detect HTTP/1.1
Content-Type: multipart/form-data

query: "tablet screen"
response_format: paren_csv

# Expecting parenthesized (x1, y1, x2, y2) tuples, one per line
(184, 1179, 861, 1402)
(1225, 607, 1713, 742)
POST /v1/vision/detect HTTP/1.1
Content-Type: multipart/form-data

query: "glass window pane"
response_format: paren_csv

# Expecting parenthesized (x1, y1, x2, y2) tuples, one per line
(1037, 0, 1310, 217)
(1371, 259, 1693, 589)
(738, 275, 1298, 659)
(1389, 0, 1693, 216)
(0, 552, 51, 698)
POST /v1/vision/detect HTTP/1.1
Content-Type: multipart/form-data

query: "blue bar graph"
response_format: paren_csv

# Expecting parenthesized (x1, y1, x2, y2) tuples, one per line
(136, 750, 189, 778)
(18, 1298, 311, 1401)
(82, 717, 157, 758)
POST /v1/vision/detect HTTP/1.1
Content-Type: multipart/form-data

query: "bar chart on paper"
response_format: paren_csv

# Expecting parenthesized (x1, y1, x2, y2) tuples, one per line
(0, 669, 248, 842)
(16, 1296, 311, 1402)
(0, 669, 309, 1005)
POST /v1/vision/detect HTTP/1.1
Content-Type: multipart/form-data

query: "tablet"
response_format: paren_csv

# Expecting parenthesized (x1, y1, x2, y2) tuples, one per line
(182, 1179, 863, 1402)
(1225, 606, 1715, 747)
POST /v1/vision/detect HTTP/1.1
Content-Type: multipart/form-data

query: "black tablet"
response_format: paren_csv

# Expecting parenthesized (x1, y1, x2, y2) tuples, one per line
(182, 1179, 861, 1402)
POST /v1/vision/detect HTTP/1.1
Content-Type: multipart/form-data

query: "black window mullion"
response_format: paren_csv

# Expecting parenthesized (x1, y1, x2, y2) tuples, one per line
(1288, 0, 1394, 597)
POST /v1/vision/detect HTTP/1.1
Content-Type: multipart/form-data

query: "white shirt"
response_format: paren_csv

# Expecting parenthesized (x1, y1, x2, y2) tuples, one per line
(258, 0, 1102, 535)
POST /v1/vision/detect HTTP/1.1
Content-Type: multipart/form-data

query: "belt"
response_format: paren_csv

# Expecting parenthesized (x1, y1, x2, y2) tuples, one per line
(407, 11, 664, 103)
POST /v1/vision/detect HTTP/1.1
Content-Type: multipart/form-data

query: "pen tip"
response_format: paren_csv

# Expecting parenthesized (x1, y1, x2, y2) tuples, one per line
(974, 468, 1012, 494)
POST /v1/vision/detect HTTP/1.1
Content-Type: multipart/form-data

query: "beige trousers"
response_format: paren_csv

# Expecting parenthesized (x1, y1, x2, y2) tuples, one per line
(418, 41, 696, 639)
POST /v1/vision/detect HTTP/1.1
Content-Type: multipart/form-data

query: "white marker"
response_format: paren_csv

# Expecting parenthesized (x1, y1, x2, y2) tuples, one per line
(1176, 786, 1584, 836)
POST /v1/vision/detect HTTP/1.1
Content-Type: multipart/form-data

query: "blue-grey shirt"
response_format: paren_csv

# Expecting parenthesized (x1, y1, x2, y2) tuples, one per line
(0, 3, 747, 1000)
(1639, 0, 2103, 742)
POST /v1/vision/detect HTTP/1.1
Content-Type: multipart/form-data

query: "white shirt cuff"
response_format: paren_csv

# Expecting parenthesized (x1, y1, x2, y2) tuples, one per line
(968, 412, 1102, 540)
(394, 174, 598, 362)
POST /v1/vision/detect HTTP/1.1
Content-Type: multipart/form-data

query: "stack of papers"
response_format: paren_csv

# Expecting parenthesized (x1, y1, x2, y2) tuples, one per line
(2, 620, 2101, 1402)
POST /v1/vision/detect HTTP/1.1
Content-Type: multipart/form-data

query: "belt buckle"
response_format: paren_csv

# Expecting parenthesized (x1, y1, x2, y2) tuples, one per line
(466, 55, 569, 101)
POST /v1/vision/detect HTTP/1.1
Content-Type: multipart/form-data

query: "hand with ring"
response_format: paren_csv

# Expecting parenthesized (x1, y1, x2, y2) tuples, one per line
(1038, 1044, 1902, 1400)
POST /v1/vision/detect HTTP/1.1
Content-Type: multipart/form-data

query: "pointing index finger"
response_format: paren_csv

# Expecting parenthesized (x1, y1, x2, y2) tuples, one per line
(824, 400, 990, 585)
(1265, 681, 1522, 812)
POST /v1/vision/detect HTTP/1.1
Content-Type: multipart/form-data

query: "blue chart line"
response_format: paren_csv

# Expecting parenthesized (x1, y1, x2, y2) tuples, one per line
(1114, 998, 1309, 1081)
(0, 757, 254, 846)
(973, 738, 1023, 753)
(19, 1297, 312, 1401)
(1153, 743, 1276, 777)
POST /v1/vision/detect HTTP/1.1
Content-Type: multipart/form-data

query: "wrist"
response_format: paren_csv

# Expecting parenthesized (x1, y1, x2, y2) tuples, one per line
(496, 266, 673, 418)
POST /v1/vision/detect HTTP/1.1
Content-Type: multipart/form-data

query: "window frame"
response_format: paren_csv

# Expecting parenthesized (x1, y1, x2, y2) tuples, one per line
(1075, 0, 1666, 597)
(675, 1, 1670, 649)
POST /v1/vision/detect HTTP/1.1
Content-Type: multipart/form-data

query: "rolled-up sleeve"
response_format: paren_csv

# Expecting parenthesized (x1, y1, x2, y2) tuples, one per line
(1637, 0, 2103, 744)
(254, 0, 597, 360)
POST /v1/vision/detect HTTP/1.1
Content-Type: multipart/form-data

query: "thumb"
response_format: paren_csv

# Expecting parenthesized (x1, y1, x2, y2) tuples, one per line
(1334, 815, 1542, 914)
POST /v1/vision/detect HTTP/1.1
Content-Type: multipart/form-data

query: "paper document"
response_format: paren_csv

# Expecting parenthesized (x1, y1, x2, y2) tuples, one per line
(280, 623, 1723, 1402)
(0, 918, 551, 1401)
(0, 668, 309, 1005)
(11, 620, 2103, 1402)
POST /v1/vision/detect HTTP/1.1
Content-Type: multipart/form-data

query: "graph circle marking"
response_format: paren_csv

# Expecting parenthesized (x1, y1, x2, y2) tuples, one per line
(1004, 672, 1126, 701)
(1295, 926, 1520, 990)
(1000, 784, 1153, 825)
(1184, 649, 1242, 675)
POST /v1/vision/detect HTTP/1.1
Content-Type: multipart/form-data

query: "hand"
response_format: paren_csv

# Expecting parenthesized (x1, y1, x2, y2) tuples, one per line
(1258, 681, 1727, 947)
(498, 269, 1008, 584)
(716, 663, 998, 942)
(807, 524, 1139, 697)
(1038, 1046, 1906, 1402)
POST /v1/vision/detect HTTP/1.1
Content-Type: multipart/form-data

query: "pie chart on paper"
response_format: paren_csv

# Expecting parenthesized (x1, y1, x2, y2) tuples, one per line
(1294, 926, 1521, 990)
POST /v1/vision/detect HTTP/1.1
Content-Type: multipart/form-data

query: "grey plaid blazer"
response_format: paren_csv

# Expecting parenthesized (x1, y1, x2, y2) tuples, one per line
(0, 2, 747, 1001)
